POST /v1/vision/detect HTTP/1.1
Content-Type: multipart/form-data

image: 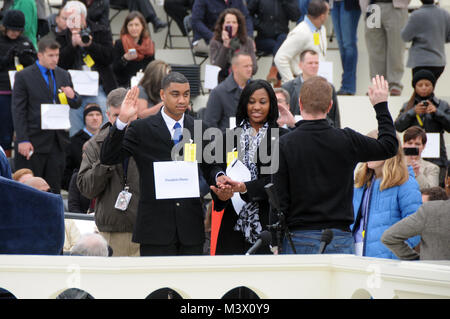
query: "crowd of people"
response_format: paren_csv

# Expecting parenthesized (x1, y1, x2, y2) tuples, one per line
(0, 0, 449, 261)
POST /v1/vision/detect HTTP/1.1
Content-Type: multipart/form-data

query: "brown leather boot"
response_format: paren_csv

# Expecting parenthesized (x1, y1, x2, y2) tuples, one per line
(266, 65, 278, 85)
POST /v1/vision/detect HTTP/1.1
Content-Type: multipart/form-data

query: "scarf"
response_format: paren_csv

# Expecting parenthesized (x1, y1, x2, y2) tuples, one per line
(121, 33, 154, 61)
(233, 120, 269, 244)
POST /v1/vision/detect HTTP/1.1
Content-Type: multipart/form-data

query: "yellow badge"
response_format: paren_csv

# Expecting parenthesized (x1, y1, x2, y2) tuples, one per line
(15, 64, 24, 71)
(83, 54, 95, 68)
(226, 149, 238, 167)
(184, 142, 196, 162)
(362, 230, 365, 239)
(58, 91, 68, 105)
(313, 32, 320, 46)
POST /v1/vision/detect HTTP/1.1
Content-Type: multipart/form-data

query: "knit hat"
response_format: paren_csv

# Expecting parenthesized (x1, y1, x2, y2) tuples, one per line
(2, 10, 25, 31)
(412, 69, 436, 88)
(83, 104, 103, 123)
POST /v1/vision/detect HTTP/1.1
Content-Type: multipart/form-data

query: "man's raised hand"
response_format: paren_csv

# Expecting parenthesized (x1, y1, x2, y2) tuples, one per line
(368, 75, 389, 106)
(118, 86, 139, 124)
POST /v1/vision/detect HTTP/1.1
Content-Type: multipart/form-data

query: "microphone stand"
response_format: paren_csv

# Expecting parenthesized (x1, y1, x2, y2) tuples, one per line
(264, 183, 296, 254)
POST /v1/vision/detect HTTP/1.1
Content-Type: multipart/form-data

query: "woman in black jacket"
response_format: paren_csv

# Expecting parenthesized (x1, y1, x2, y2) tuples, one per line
(395, 69, 450, 186)
(113, 11, 155, 88)
(210, 79, 289, 255)
(0, 10, 36, 157)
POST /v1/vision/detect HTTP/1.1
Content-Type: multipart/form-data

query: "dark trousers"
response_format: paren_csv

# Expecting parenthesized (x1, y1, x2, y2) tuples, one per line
(14, 139, 65, 194)
(163, 0, 193, 36)
(140, 242, 203, 256)
(0, 94, 13, 151)
(127, 0, 158, 24)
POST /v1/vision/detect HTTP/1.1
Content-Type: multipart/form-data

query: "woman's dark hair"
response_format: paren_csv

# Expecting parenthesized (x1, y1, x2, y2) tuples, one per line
(236, 79, 279, 127)
(212, 8, 248, 45)
(120, 11, 150, 40)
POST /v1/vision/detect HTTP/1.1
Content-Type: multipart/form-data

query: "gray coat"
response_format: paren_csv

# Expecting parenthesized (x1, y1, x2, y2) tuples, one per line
(204, 73, 243, 132)
(401, 4, 450, 68)
(381, 200, 450, 261)
(77, 122, 140, 233)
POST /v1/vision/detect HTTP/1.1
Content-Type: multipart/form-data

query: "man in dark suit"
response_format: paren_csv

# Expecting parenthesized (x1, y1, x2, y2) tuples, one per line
(282, 50, 341, 128)
(100, 72, 229, 256)
(12, 37, 82, 194)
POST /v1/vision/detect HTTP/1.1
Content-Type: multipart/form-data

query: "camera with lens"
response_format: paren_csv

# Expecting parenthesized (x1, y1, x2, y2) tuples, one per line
(80, 27, 92, 44)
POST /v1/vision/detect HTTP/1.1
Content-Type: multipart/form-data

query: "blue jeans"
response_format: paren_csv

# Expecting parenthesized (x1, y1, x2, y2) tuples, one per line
(297, 0, 311, 23)
(282, 229, 355, 254)
(69, 86, 107, 137)
(330, 2, 361, 94)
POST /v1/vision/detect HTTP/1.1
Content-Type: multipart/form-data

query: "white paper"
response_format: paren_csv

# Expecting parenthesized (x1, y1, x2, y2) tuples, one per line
(8, 70, 17, 89)
(68, 70, 99, 96)
(229, 116, 236, 129)
(204, 64, 221, 90)
(422, 133, 440, 158)
(153, 161, 200, 199)
(318, 61, 333, 84)
(130, 71, 144, 88)
(41, 104, 70, 130)
(226, 159, 252, 215)
(294, 115, 303, 122)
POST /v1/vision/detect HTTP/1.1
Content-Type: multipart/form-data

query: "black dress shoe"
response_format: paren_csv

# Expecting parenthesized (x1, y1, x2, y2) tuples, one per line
(153, 19, 168, 33)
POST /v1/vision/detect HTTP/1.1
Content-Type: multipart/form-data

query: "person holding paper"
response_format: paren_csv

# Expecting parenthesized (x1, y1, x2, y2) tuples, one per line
(210, 79, 289, 255)
(100, 72, 227, 257)
(12, 37, 81, 194)
(395, 69, 450, 187)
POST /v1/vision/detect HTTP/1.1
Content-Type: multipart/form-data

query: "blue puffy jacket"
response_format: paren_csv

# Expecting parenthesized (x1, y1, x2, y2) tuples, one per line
(352, 167, 422, 259)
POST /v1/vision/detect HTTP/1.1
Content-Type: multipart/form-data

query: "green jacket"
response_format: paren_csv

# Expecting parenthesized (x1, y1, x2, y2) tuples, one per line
(12, 0, 37, 49)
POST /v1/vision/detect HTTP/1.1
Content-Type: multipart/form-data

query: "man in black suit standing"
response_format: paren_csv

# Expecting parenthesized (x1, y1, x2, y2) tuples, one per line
(12, 37, 82, 194)
(100, 72, 230, 256)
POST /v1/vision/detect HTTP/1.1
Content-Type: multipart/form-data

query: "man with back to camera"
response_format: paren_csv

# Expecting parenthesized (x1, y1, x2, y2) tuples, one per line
(274, 75, 398, 254)
(100, 73, 229, 257)
(12, 37, 82, 194)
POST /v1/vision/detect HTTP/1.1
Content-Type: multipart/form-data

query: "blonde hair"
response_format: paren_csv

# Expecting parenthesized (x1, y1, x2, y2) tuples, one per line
(354, 130, 409, 191)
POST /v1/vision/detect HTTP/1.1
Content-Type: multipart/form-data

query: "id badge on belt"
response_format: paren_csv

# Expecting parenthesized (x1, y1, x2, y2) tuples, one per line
(115, 186, 132, 211)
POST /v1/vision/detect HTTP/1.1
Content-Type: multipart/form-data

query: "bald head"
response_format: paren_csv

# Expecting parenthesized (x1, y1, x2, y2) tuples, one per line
(24, 177, 51, 192)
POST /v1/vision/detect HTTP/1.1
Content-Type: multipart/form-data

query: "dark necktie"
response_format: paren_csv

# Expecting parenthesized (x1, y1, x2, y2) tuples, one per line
(173, 122, 182, 144)
(46, 69, 55, 102)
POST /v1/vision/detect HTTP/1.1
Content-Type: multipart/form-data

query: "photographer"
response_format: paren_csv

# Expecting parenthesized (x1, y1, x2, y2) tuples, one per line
(55, 1, 117, 137)
(0, 10, 37, 158)
(395, 69, 450, 187)
(403, 126, 440, 190)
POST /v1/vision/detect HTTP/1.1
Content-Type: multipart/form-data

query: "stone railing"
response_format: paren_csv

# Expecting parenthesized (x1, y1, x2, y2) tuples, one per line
(0, 254, 449, 299)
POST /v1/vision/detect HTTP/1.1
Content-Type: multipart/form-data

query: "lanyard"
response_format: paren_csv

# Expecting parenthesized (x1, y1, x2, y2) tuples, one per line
(122, 157, 130, 187)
